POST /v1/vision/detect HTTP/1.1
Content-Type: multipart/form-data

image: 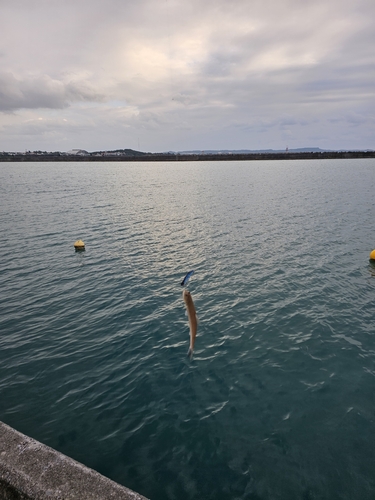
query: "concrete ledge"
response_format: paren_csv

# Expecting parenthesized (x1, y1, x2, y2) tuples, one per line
(0, 422, 149, 500)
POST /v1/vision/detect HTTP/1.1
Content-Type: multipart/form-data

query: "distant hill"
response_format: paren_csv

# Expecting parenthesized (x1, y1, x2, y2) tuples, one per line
(66, 149, 89, 156)
(89, 148, 147, 156)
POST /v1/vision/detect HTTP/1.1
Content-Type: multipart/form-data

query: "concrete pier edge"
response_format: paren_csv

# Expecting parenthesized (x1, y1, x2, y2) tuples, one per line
(0, 421, 149, 500)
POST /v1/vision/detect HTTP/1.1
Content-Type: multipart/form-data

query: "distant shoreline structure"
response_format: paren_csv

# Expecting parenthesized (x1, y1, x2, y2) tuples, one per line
(1, 150, 374, 162)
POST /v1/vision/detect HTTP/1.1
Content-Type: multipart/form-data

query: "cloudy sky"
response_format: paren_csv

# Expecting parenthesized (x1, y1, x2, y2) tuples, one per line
(1, 0, 374, 152)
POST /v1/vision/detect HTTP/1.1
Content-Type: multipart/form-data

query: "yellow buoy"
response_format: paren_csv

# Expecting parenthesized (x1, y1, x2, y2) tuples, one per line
(74, 240, 85, 251)
(370, 249, 375, 261)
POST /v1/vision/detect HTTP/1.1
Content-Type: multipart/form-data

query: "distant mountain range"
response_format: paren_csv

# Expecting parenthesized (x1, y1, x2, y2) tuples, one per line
(172, 148, 329, 154)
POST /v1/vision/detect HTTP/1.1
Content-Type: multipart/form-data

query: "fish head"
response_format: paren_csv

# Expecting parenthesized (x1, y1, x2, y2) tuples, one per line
(182, 289, 191, 303)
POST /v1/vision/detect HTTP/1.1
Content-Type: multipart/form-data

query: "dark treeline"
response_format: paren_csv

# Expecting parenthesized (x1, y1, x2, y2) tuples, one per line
(1, 151, 374, 162)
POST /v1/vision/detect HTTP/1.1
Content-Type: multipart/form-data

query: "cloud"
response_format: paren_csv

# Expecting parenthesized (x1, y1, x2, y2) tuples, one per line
(0, 72, 105, 112)
(0, 0, 374, 150)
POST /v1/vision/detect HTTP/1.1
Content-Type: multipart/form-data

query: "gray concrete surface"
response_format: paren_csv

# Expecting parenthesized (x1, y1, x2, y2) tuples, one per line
(0, 422, 149, 500)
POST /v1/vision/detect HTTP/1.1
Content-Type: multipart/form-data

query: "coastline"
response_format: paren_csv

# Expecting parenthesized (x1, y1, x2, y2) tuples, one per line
(0, 151, 374, 162)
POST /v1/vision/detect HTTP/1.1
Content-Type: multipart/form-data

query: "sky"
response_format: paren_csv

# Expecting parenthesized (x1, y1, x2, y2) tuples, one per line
(0, 0, 374, 153)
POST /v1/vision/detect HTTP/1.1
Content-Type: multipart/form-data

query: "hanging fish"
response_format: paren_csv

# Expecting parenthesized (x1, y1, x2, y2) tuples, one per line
(181, 270, 194, 287)
(183, 289, 198, 357)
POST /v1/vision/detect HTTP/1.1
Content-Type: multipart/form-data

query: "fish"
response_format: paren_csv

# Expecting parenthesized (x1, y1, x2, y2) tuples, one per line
(181, 270, 194, 287)
(183, 289, 198, 357)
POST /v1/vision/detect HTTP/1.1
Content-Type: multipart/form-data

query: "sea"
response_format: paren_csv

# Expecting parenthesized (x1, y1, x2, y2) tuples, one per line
(0, 159, 375, 500)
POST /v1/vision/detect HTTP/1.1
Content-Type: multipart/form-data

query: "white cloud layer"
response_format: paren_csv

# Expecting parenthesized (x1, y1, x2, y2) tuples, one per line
(0, 0, 374, 151)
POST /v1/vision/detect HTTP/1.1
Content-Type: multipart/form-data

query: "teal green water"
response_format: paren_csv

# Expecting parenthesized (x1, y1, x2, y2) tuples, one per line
(1, 159, 375, 500)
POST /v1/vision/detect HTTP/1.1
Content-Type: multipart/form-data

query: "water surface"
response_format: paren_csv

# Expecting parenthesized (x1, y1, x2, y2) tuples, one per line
(1, 159, 375, 500)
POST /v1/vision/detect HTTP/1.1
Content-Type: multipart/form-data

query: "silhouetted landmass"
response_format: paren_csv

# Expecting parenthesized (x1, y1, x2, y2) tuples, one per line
(1, 150, 374, 162)
(177, 147, 329, 154)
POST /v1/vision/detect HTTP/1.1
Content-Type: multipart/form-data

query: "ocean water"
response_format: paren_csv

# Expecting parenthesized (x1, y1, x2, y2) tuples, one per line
(1, 159, 375, 500)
